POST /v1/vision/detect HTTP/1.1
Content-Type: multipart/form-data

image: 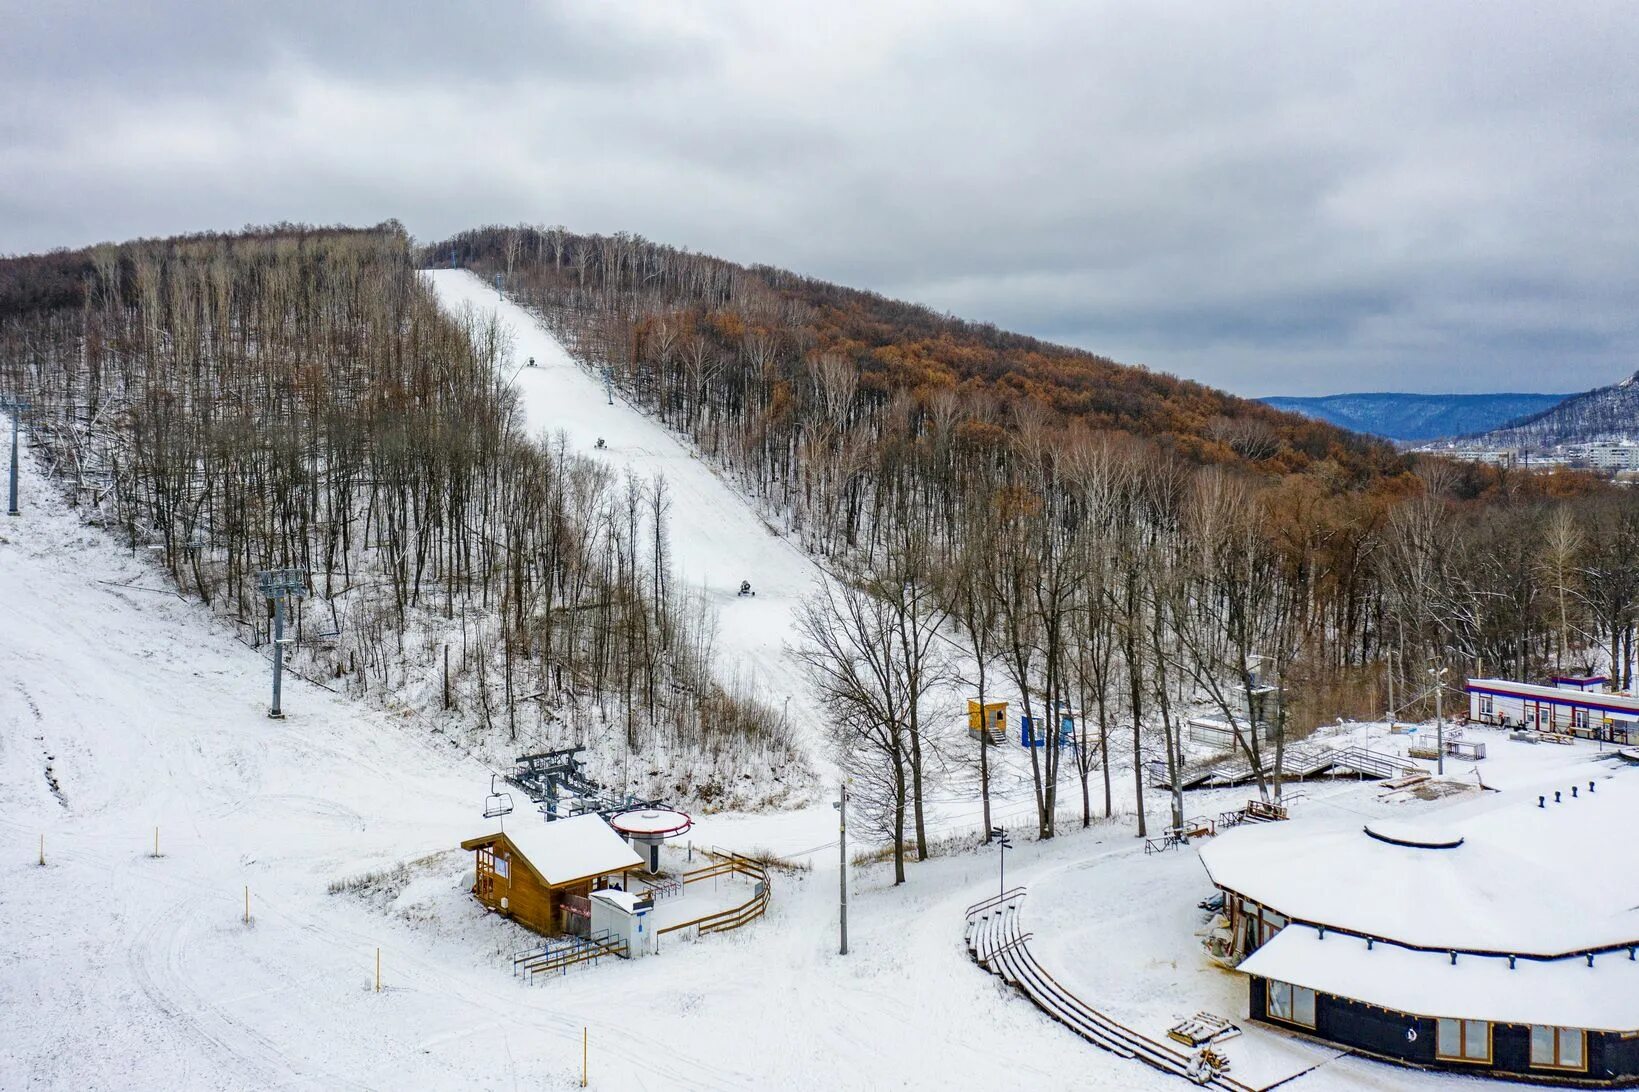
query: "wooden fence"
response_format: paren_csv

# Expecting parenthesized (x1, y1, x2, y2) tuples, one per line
(656, 849, 771, 939)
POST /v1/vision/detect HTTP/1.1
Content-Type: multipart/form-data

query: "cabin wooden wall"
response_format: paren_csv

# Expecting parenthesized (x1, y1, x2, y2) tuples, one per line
(471, 842, 558, 935)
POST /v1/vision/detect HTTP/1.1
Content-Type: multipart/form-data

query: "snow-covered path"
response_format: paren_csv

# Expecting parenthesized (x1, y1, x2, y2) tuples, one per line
(423, 269, 830, 773)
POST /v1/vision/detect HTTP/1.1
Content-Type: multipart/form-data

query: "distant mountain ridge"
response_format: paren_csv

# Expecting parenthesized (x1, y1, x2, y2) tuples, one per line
(1469, 371, 1639, 447)
(1259, 391, 1568, 442)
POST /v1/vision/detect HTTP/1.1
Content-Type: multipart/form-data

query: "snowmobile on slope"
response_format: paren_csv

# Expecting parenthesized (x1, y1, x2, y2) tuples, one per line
(738, 581, 755, 597)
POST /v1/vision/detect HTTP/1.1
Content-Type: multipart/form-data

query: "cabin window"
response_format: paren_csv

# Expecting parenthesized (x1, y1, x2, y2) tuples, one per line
(493, 855, 509, 880)
(1260, 910, 1288, 946)
(1436, 1018, 1491, 1063)
(1571, 707, 1589, 730)
(1266, 981, 1316, 1028)
(1530, 1026, 1585, 1070)
(1479, 695, 1494, 717)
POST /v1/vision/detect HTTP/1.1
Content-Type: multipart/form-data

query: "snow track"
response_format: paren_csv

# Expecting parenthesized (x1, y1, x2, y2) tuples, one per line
(422, 269, 831, 773)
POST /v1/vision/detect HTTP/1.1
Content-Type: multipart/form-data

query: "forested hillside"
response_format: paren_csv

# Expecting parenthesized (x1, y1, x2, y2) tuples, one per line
(1261, 391, 1567, 442)
(1472, 370, 1639, 446)
(433, 225, 1639, 858)
(0, 225, 800, 806)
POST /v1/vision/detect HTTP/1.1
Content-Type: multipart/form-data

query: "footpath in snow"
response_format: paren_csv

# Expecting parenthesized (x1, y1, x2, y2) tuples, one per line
(423, 269, 830, 770)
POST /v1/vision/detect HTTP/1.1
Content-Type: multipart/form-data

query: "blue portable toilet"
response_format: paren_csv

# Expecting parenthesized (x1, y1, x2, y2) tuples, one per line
(1020, 710, 1076, 748)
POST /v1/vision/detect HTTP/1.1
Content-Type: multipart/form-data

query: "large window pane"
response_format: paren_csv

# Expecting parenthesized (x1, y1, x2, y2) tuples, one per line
(1293, 986, 1316, 1028)
(1531, 1026, 1554, 1064)
(1268, 981, 1291, 1020)
(1558, 1028, 1583, 1068)
(1437, 1019, 1460, 1058)
(1464, 1020, 1489, 1060)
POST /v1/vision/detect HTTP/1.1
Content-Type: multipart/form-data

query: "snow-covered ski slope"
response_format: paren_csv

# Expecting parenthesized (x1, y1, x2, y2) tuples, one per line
(423, 269, 829, 771)
(4, 446, 1559, 1091)
(0, 451, 1150, 1091)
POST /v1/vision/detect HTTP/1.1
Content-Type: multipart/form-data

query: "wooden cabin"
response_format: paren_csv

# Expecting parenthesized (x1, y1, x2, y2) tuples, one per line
(967, 699, 1007, 743)
(461, 814, 644, 937)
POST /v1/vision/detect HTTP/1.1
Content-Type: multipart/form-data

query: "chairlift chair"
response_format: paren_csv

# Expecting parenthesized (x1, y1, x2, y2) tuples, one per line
(313, 599, 344, 640)
(484, 774, 515, 820)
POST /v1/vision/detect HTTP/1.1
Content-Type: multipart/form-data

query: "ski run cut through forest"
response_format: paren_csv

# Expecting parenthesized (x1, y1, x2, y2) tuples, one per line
(2, 224, 1639, 1092)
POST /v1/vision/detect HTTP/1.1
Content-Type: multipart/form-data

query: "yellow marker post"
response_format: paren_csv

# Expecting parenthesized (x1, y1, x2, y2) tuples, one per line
(582, 1026, 588, 1087)
(244, 885, 250, 924)
(39, 834, 44, 866)
(375, 948, 381, 993)
(154, 827, 159, 858)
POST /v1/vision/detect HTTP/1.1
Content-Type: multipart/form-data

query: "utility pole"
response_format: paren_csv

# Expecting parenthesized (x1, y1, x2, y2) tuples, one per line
(3, 397, 28, 517)
(1386, 650, 1396, 722)
(833, 781, 848, 955)
(1430, 665, 1448, 775)
(256, 569, 307, 718)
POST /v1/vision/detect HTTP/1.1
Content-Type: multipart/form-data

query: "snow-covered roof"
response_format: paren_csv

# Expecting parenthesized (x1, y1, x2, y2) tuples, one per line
(463, 814, 643, 887)
(1240, 925, 1639, 1031)
(609, 808, 692, 836)
(1467, 677, 1639, 716)
(590, 889, 643, 913)
(1200, 769, 1639, 956)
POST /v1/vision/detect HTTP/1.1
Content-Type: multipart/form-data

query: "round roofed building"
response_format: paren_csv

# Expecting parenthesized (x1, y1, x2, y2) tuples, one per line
(1199, 770, 1639, 1086)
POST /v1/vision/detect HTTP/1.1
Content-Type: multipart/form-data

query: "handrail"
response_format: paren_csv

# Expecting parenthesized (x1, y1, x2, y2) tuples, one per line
(521, 932, 627, 979)
(966, 889, 1257, 1092)
(965, 886, 1028, 918)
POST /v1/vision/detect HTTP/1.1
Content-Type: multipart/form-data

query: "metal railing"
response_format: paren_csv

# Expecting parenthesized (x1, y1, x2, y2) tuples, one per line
(514, 929, 627, 980)
(965, 891, 1254, 1091)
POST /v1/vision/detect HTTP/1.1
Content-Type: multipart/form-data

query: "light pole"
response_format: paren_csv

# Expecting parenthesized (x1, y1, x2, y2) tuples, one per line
(1429, 665, 1449, 775)
(990, 826, 1012, 900)
(2, 397, 28, 517)
(1386, 649, 1396, 722)
(832, 782, 848, 955)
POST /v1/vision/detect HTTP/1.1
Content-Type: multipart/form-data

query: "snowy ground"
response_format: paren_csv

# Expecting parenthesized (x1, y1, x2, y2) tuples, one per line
(4, 273, 1603, 1089)
(0, 450, 1160, 1090)
(5, 443, 1596, 1090)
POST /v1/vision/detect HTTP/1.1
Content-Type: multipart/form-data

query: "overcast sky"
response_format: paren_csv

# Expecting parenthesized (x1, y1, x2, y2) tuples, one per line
(4, 1, 1636, 396)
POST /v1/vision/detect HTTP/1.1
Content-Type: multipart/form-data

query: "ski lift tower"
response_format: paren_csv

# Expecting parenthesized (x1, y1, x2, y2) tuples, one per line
(1, 396, 29, 517)
(255, 568, 307, 719)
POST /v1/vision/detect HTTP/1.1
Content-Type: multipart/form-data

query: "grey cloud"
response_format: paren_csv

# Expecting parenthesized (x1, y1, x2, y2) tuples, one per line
(2, 0, 1636, 396)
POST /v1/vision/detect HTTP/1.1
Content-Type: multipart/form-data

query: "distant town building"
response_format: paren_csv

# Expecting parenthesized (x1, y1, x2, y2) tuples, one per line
(1582, 441, 1639, 471)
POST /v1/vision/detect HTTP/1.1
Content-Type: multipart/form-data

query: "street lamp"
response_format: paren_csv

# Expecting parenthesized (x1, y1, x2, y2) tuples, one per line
(990, 826, 1012, 901)
(1429, 666, 1449, 775)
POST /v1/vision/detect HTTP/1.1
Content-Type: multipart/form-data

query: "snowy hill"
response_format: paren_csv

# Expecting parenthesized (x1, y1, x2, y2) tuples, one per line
(0, 447, 1164, 1091)
(1259, 392, 1566, 442)
(1467, 370, 1639, 446)
(422, 270, 831, 772)
(5, 442, 1597, 1091)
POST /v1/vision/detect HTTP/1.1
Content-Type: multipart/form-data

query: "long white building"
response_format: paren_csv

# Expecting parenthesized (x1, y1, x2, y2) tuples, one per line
(1466, 676, 1639, 744)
